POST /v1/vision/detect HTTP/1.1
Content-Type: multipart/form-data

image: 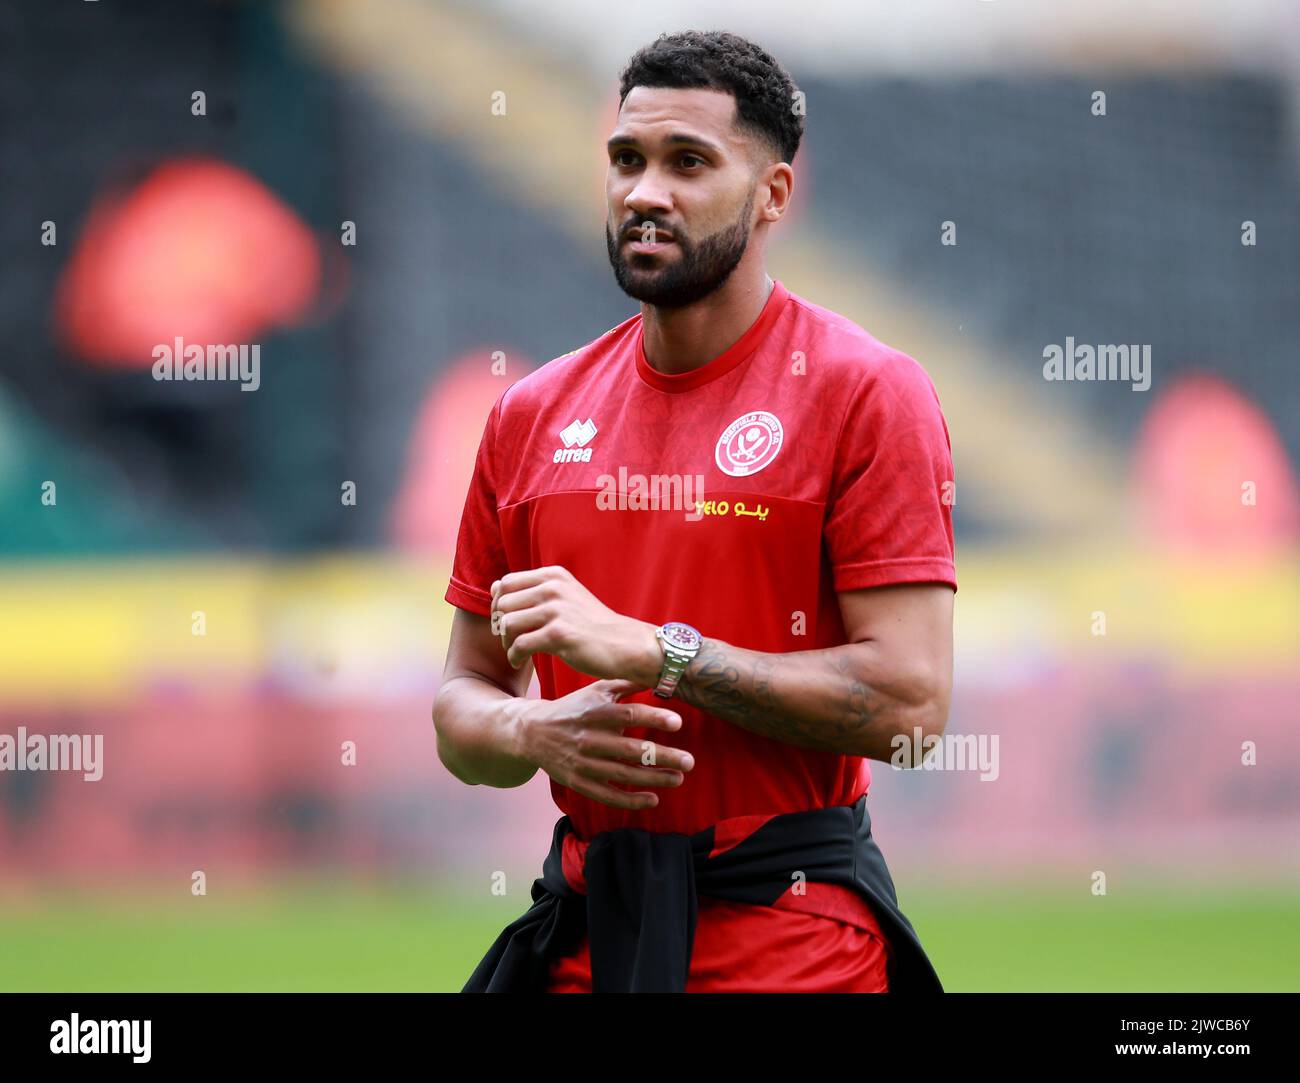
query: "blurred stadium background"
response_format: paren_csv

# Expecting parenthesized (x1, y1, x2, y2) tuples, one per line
(1, 0, 1298, 991)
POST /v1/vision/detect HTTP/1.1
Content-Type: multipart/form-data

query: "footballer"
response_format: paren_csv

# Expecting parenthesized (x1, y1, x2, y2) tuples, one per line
(433, 29, 956, 993)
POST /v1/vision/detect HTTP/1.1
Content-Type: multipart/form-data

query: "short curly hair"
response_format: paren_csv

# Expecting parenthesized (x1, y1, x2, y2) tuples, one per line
(617, 30, 804, 167)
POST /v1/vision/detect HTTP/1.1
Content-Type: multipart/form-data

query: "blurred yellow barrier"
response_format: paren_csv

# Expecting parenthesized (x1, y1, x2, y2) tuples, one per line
(0, 548, 1295, 702)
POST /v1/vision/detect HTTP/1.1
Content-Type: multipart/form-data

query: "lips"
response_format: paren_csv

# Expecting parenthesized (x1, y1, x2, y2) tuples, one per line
(628, 239, 674, 254)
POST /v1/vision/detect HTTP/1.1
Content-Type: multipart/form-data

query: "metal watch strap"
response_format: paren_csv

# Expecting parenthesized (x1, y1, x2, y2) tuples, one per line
(653, 626, 698, 698)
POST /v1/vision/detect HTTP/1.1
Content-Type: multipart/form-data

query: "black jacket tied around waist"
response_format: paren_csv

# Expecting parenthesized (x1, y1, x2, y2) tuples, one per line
(463, 794, 943, 993)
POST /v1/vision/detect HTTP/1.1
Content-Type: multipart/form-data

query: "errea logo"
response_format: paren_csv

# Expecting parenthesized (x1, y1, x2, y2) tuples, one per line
(554, 417, 597, 463)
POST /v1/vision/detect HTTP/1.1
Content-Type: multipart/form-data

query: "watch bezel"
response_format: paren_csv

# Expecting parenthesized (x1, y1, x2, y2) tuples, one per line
(659, 622, 702, 652)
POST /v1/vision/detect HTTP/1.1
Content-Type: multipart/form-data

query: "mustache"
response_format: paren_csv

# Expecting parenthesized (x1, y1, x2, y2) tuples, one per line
(620, 220, 677, 241)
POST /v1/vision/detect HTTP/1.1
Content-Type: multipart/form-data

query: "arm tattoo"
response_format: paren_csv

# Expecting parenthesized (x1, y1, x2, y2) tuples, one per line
(675, 638, 893, 758)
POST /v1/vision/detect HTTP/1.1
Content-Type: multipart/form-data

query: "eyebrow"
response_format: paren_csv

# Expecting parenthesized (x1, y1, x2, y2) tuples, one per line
(606, 132, 725, 157)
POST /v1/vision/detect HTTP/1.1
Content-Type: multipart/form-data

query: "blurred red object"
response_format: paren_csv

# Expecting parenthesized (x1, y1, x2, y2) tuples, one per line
(391, 352, 529, 553)
(1133, 372, 1300, 555)
(55, 158, 321, 366)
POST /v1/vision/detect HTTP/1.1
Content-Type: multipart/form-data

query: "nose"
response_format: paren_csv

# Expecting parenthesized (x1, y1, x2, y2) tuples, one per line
(624, 172, 673, 222)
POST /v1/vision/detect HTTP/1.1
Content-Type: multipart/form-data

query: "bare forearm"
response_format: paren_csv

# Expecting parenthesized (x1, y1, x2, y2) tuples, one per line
(432, 675, 537, 788)
(675, 638, 946, 761)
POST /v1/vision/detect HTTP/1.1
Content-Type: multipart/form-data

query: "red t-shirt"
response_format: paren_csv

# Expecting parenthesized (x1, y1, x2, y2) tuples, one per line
(445, 278, 957, 991)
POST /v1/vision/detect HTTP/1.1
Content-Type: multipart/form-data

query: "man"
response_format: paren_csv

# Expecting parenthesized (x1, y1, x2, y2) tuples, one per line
(434, 30, 956, 993)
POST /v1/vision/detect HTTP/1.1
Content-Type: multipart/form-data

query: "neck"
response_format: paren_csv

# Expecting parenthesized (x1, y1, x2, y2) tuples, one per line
(640, 267, 774, 376)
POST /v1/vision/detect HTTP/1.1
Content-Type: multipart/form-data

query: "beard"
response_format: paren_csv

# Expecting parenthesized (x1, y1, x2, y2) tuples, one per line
(605, 192, 754, 309)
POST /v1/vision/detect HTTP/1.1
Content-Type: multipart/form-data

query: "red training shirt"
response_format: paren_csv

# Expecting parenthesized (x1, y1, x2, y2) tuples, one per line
(445, 278, 957, 991)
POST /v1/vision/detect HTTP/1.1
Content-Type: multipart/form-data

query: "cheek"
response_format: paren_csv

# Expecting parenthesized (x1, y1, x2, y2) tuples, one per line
(604, 198, 624, 233)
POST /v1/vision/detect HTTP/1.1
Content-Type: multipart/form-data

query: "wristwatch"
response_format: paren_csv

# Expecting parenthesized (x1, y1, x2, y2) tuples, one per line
(653, 622, 703, 699)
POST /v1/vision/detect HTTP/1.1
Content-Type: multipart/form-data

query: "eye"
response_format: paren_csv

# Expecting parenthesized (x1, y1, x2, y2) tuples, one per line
(679, 154, 705, 169)
(612, 150, 640, 167)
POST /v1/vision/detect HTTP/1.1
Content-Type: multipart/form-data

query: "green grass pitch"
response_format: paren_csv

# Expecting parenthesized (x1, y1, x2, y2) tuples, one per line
(2, 879, 1296, 991)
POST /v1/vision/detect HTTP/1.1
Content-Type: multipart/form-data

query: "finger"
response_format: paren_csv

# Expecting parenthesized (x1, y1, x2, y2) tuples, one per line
(496, 567, 561, 600)
(498, 606, 550, 638)
(495, 583, 557, 614)
(565, 776, 660, 811)
(573, 757, 685, 790)
(592, 678, 645, 699)
(506, 625, 554, 669)
(586, 700, 684, 733)
(578, 732, 695, 774)
(592, 681, 685, 725)
(498, 607, 551, 662)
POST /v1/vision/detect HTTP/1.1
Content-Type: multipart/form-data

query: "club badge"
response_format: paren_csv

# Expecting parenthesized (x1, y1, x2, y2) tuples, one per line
(715, 410, 783, 477)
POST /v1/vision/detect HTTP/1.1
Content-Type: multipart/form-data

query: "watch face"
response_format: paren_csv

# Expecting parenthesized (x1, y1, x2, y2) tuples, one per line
(662, 622, 702, 651)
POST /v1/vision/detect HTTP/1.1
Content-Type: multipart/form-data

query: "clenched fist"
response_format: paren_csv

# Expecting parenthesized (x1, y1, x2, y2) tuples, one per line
(491, 565, 662, 686)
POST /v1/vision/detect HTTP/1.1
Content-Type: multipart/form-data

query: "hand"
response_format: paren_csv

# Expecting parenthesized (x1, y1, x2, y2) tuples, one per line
(513, 678, 695, 810)
(491, 565, 661, 684)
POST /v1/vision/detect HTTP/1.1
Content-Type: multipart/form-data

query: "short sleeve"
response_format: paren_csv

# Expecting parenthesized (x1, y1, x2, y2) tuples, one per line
(444, 393, 511, 616)
(823, 355, 957, 592)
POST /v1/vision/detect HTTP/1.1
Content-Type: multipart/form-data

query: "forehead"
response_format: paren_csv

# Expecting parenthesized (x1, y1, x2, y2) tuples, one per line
(611, 86, 742, 150)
